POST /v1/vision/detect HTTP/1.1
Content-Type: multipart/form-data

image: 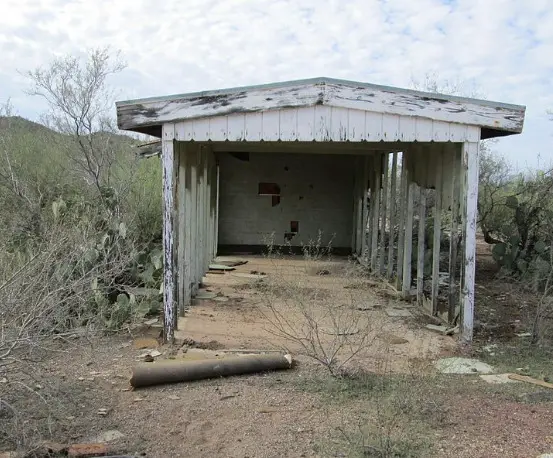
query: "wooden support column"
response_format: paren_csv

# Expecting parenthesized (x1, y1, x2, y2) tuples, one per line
(190, 146, 198, 295)
(361, 155, 370, 261)
(402, 150, 414, 297)
(214, 163, 220, 257)
(431, 146, 444, 315)
(176, 143, 188, 317)
(460, 141, 480, 344)
(396, 152, 408, 289)
(161, 124, 176, 342)
(379, 153, 389, 274)
(370, 153, 382, 271)
(203, 149, 210, 272)
(352, 157, 361, 255)
(448, 144, 461, 323)
(197, 148, 205, 285)
(417, 185, 427, 306)
(387, 152, 398, 280)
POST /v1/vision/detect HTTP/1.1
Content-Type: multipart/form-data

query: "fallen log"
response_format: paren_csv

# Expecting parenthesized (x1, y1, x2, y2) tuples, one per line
(130, 353, 293, 388)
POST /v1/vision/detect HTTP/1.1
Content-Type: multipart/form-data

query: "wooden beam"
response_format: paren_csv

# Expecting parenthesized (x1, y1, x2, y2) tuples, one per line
(379, 153, 389, 274)
(448, 144, 461, 323)
(370, 154, 382, 271)
(431, 147, 444, 315)
(214, 163, 220, 257)
(161, 124, 176, 343)
(361, 155, 371, 261)
(396, 152, 408, 290)
(352, 157, 361, 254)
(190, 146, 198, 295)
(387, 152, 398, 279)
(402, 176, 415, 296)
(417, 185, 427, 306)
(176, 143, 187, 317)
(461, 141, 480, 345)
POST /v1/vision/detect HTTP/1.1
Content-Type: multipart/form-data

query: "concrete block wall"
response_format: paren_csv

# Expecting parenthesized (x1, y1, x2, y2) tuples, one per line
(217, 152, 356, 249)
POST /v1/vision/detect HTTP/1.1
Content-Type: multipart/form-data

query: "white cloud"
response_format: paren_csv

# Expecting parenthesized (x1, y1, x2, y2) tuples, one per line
(0, 0, 552, 166)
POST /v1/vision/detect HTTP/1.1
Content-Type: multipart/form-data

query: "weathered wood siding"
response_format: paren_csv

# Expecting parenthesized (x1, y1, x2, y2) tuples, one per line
(171, 107, 484, 143)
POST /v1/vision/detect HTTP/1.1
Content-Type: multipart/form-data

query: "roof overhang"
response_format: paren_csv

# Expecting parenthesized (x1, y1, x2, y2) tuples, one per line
(116, 77, 525, 140)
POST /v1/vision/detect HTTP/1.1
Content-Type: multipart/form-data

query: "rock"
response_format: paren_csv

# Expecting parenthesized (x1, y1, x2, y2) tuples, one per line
(426, 324, 449, 334)
(517, 391, 553, 404)
(385, 308, 412, 317)
(93, 430, 125, 443)
(536, 454, 553, 458)
(435, 357, 494, 374)
(480, 374, 519, 384)
(67, 443, 108, 457)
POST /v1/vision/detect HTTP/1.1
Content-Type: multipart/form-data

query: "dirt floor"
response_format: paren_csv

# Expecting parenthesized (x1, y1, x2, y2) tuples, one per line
(2, 252, 553, 458)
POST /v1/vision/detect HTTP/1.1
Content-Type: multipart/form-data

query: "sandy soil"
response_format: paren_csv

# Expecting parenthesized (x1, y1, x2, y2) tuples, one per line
(3, 255, 552, 458)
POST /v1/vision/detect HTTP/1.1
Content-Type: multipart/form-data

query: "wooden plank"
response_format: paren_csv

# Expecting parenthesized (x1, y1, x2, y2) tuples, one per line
(365, 112, 383, 141)
(362, 155, 374, 262)
(361, 155, 370, 260)
(379, 153, 389, 273)
(449, 123, 468, 142)
(448, 144, 461, 323)
(197, 149, 205, 283)
(402, 179, 415, 296)
(262, 110, 280, 141)
(508, 374, 553, 389)
(314, 105, 332, 141)
(431, 146, 444, 315)
(396, 151, 408, 289)
(352, 157, 361, 254)
(279, 108, 298, 141)
(382, 114, 400, 141)
(227, 113, 245, 141)
(417, 185, 427, 306)
(370, 153, 382, 270)
(433, 121, 450, 142)
(296, 106, 315, 141)
(244, 112, 263, 141)
(161, 124, 176, 342)
(189, 146, 198, 295)
(348, 109, 366, 141)
(399, 116, 417, 142)
(415, 117, 433, 142)
(184, 145, 193, 306)
(203, 149, 211, 271)
(213, 163, 220, 258)
(387, 152, 398, 279)
(461, 141, 480, 345)
(192, 118, 210, 141)
(209, 116, 228, 141)
(331, 107, 349, 141)
(118, 79, 525, 135)
(177, 143, 187, 317)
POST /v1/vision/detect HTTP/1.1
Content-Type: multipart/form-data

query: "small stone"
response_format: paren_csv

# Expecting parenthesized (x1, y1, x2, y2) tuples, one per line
(97, 408, 109, 416)
(435, 357, 494, 374)
(93, 430, 125, 443)
(168, 395, 181, 400)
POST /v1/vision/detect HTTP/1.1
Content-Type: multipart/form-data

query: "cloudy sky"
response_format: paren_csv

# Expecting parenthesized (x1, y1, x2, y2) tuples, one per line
(1, 0, 552, 168)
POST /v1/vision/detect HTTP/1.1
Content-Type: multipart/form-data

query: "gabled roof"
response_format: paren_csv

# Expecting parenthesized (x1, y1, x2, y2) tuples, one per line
(116, 77, 525, 139)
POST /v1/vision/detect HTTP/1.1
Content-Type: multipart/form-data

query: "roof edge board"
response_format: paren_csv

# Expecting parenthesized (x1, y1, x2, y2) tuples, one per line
(116, 77, 525, 136)
(116, 76, 525, 112)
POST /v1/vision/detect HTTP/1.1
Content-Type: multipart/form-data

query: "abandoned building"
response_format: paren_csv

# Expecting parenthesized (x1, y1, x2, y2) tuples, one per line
(115, 77, 526, 344)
